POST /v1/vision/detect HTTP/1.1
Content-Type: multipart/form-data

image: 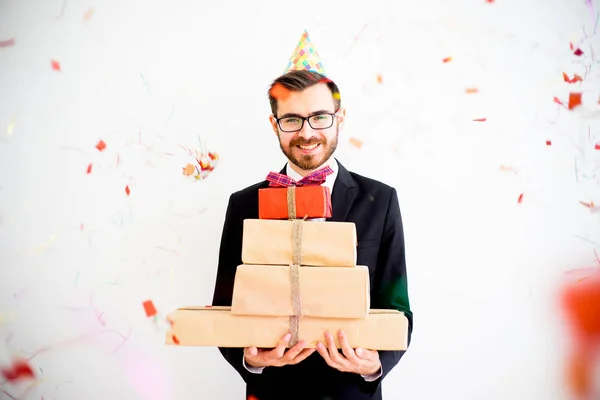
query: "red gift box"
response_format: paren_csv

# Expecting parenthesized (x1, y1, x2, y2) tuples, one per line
(258, 186, 332, 219)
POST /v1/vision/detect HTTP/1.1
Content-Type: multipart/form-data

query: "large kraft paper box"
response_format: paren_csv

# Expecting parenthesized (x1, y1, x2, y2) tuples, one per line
(231, 264, 370, 318)
(242, 219, 357, 266)
(258, 186, 332, 219)
(165, 306, 408, 350)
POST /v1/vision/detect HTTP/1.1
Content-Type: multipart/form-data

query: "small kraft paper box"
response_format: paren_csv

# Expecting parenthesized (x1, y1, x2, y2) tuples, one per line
(231, 264, 370, 319)
(165, 306, 408, 350)
(242, 219, 357, 267)
(258, 185, 332, 219)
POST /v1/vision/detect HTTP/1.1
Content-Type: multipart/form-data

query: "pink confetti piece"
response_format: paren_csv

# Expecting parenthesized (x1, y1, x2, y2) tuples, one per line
(0, 38, 15, 48)
(473, 117, 486, 122)
(546, 140, 552, 146)
(51, 59, 61, 71)
(595, 144, 600, 150)
(517, 193, 524, 203)
(86, 163, 92, 174)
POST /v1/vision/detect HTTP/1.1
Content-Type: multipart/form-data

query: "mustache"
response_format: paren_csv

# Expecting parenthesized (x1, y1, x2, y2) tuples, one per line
(290, 137, 323, 146)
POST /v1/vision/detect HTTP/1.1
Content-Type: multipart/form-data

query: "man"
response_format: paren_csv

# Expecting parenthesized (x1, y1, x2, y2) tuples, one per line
(211, 68, 413, 400)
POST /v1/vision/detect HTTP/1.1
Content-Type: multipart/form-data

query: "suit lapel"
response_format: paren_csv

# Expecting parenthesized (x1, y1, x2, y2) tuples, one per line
(277, 159, 356, 222)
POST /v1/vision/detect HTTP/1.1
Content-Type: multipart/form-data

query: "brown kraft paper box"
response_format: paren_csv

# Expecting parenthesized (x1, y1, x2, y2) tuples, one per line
(230, 264, 370, 319)
(241, 219, 357, 267)
(165, 306, 408, 351)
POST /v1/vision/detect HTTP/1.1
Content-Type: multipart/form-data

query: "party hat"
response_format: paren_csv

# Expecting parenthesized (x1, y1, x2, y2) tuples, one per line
(283, 30, 326, 76)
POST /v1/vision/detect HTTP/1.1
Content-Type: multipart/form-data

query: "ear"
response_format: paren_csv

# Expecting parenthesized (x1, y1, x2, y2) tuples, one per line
(336, 107, 347, 130)
(269, 115, 280, 136)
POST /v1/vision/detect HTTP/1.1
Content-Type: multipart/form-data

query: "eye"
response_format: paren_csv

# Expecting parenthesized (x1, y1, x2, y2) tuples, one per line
(312, 115, 327, 120)
(283, 117, 301, 123)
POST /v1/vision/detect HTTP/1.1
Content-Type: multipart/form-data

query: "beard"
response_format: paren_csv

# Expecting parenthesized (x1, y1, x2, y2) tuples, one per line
(278, 125, 339, 172)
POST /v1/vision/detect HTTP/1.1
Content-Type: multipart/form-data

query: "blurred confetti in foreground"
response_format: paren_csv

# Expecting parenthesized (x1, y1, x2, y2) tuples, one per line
(559, 267, 600, 399)
(179, 139, 218, 181)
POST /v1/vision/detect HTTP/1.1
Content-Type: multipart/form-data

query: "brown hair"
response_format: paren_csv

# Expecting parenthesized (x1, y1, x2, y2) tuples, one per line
(267, 70, 341, 116)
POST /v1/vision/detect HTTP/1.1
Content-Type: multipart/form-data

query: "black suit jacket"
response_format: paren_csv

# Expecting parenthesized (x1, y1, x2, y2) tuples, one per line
(212, 159, 413, 400)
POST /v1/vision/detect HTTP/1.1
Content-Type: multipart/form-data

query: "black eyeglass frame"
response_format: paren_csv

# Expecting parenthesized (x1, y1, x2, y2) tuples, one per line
(275, 110, 340, 133)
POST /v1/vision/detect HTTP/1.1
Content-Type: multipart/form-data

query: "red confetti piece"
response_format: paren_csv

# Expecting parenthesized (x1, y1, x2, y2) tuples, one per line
(465, 88, 479, 94)
(269, 83, 290, 101)
(568, 93, 582, 110)
(595, 144, 600, 150)
(0, 38, 15, 48)
(1, 360, 35, 382)
(171, 334, 180, 344)
(561, 270, 600, 341)
(205, 305, 213, 308)
(473, 117, 486, 122)
(553, 96, 565, 106)
(95, 140, 106, 151)
(573, 48, 584, 56)
(86, 163, 92, 174)
(442, 56, 453, 63)
(517, 193, 524, 203)
(546, 140, 552, 146)
(143, 300, 157, 317)
(562, 72, 583, 84)
(125, 185, 131, 196)
(51, 59, 61, 71)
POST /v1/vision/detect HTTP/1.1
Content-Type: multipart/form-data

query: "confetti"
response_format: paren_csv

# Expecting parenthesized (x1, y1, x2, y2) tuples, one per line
(562, 73, 583, 84)
(376, 74, 383, 84)
(0, 38, 15, 48)
(1, 360, 35, 382)
(182, 163, 195, 176)
(86, 163, 92, 174)
(546, 140, 552, 146)
(125, 185, 131, 196)
(143, 300, 157, 317)
(473, 117, 486, 122)
(333, 92, 341, 100)
(348, 137, 363, 149)
(269, 83, 290, 101)
(465, 88, 479, 94)
(96, 140, 106, 151)
(442, 56, 453, 63)
(595, 144, 600, 150)
(553, 96, 565, 106)
(568, 93, 582, 110)
(51, 59, 61, 71)
(578, 201, 599, 212)
(171, 335, 180, 345)
(179, 143, 219, 181)
(573, 48, 584, 56)
(517, 193, 524, 203)
(83, 7, 94, 21)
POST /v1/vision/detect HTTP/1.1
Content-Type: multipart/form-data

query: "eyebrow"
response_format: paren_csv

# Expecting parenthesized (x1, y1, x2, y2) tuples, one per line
(279, 110, 334, 118)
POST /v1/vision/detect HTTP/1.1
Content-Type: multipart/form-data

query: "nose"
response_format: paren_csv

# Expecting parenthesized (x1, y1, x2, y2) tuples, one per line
(297, 119, 315, 139)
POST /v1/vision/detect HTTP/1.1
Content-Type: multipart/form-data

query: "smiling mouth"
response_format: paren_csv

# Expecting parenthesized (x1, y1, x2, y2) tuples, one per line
(298, 143, 319, 150)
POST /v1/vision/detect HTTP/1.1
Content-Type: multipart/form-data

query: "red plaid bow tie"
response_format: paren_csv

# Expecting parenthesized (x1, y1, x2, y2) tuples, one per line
(266, 166, 334, 187)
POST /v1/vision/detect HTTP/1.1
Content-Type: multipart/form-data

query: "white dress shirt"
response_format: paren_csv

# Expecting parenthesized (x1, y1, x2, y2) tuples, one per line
(242, 159, 383, 381)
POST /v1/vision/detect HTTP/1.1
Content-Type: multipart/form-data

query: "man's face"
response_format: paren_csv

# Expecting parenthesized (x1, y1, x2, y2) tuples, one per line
(270, 84, 345, 172)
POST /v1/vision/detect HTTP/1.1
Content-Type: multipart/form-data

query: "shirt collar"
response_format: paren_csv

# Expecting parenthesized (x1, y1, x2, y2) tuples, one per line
(285, 159, 339, 193)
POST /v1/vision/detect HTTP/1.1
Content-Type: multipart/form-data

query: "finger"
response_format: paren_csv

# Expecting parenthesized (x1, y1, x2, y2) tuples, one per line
(316, 341, 335, 368)
(355, 348, 377, 361)
(290, 348, 316, 364)
(244, 347, 258, 358)
(283, 340, 306, 361)
(325, 331, 348, 369)
(271, 333, 291, 358)
(338, 331, 359, 363)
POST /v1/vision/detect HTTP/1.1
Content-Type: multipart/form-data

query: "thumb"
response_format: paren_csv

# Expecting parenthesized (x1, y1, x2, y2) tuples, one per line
(246, 347, 258, 357)
(355, 348, 373, 360)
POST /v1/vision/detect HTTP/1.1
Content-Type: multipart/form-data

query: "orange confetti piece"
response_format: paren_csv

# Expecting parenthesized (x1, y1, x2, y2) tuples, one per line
(86, 163, 92, 174)
(562, 72, 583, 84)
(171, 334, 180, 344)
(1, 360, 35, 382)
(182, 163, 195, 176)
(442, 56, 453, 63)
(517, 193, 524, 203)
(51, 59, 61, 71)
(376, 74, 383, 84)
(579, 200, 596, 209)
(83, 7, 94, 21)
(208, 152, 218, 160)
(143, 300, 157, 317)
(568, 92, 582, 110)
(269, 83, 290, 101)
(125, 185, 131, 196)
(566, 351, 593, 399)
(96, 140, 106, 151)
(546, 140, 552, 146)
(349, 137, 363, 149)
(473, 117, 486, 122)
(465, 88, 479, 94)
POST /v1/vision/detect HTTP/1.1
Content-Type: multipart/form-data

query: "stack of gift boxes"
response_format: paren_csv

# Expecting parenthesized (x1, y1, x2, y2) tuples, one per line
(166, 184, 408, 350)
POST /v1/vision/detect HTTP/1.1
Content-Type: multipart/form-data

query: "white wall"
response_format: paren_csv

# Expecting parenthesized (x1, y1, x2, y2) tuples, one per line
(1, 0, 599, 399)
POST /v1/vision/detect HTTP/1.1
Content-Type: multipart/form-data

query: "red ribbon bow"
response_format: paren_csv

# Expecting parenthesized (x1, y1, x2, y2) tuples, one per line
(266, 166, 334, 187)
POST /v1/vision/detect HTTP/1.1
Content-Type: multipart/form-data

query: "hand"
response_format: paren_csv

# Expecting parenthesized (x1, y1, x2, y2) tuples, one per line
(316, 330, 381, 376)
(244, 332, 316, 368)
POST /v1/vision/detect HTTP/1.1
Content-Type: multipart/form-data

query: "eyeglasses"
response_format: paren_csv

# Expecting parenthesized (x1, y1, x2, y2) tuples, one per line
(275, 111, 339, 133)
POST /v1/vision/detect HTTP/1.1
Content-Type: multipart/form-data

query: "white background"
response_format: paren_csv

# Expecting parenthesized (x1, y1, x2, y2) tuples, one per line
(0, 0, 599, 399)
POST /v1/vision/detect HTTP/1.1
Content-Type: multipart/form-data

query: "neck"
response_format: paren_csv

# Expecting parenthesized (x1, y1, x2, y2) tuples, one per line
(289, 157, 335, 177)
